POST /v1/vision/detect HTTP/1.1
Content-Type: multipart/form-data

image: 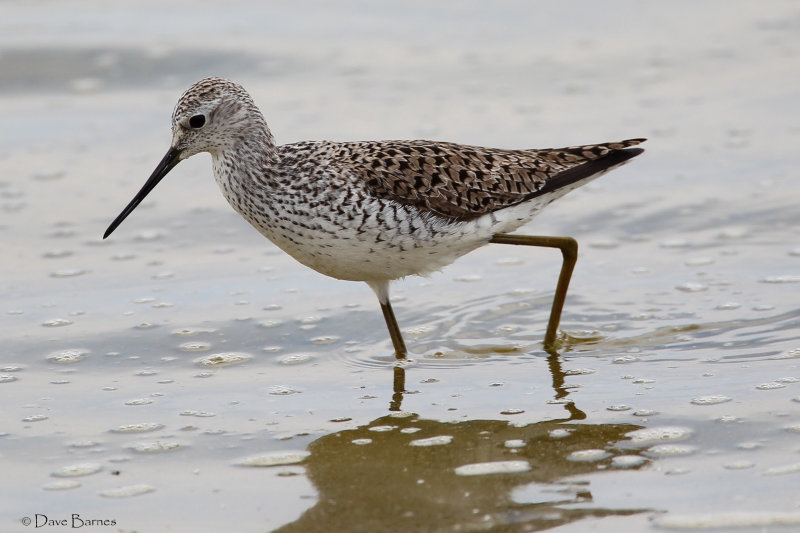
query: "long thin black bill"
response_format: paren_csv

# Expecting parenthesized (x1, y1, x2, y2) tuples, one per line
(103, 147, 182, 239)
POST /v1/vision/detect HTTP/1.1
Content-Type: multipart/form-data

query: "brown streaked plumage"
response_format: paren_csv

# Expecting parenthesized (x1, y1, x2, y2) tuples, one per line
(104, 77, 645, 357)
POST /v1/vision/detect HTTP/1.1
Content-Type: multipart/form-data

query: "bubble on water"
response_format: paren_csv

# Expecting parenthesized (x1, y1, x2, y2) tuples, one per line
(236, 451, 309, 467)
(22, 414, 48, 422)
(454, 274, 483, 282)
(564, 368, 596, 376)
(756, 382, 786, 390)
(127, 441, 182, 453)
(268, 385, 301, 395)
(329, 417, 352, 423)
(52, 463, 102, 477)
(67, 440, 100, 448)
(352, 438, 372, 445)
(194, 352, 252, 367)
(684, 257, 715, 267)
(46, 349, 89, 364)
(633, 409, 657, 417)
(500, 408, 525, 415)
(100, 484, 156, 498)
(43, 249, 73, 259)
(310, 335, 339, 344)
(676, 282, 708, 292)
(762, 462, 800, 476)
(549, 429, 573, 439)
(776, 376, 799, 383)
(409, 435, 453, 447)
(50, 268, 89, 278)
(715, 302, 741, 310)
(263, 346, 283, 353)
(259, 319, 283, 328)
(504, 439, 526, 449)
(783, 423, 800, 433)
(724, 461, 755, 470)
(455, 460, 531, 476)
(110, 423, 165, 433)
(400, 427, 421, 434)
(43, 480, 81, 490)
(277, 354, 311, 368)
(613, 355, 639, 364)
(611, 455, 646, 468)
(625, 426, 693, 447)
(124, 398, 154, 406)
(654, 511, 800, 529)
(660, 238, 690, 249)
(607, 404, 631, 411)
(179, 341, 211, 352)
(691, 395, 732, 405)
(180, 410, 215, 417)
(42, 318, 73, 327)
(171, 327, 216, 336)
(736, 441, 764, 450)
(0, 374, 18, 383)
(366, 425, 395, 433)
(761, 275, 800, 284)
(567, 449, 611, 462)
(645, 444, 697, 457)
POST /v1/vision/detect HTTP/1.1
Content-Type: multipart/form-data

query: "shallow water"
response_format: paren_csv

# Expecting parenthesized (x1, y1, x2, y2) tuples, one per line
(3, 1, 800, 532)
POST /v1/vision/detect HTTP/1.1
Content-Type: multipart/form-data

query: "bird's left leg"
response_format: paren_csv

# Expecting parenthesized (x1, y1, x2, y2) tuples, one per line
(367, 280, 407, 358)
(489, 234, 578, 350)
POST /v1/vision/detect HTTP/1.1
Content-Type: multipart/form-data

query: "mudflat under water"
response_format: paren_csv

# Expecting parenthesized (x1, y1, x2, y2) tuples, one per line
(2, 2, 800, 532)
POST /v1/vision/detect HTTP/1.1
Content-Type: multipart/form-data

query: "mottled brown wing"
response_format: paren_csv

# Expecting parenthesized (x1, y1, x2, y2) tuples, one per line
(345, 138, 645, 220)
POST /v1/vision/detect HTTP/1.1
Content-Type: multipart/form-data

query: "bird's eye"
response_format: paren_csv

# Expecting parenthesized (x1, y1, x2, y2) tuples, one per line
(189, 114, 206, 129)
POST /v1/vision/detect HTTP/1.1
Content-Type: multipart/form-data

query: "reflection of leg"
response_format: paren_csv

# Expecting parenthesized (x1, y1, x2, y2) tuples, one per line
(547, 352, 586, 421)
(390, 366, 406, 412)
(489, 234, 578, 349)
(367, 280, 408, 358)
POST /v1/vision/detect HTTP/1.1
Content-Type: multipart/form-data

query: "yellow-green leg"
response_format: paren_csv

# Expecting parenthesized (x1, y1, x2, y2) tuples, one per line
(489, 234, 578, 350)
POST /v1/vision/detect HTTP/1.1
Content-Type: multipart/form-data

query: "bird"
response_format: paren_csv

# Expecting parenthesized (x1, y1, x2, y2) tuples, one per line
(103, 77, 644, 358)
